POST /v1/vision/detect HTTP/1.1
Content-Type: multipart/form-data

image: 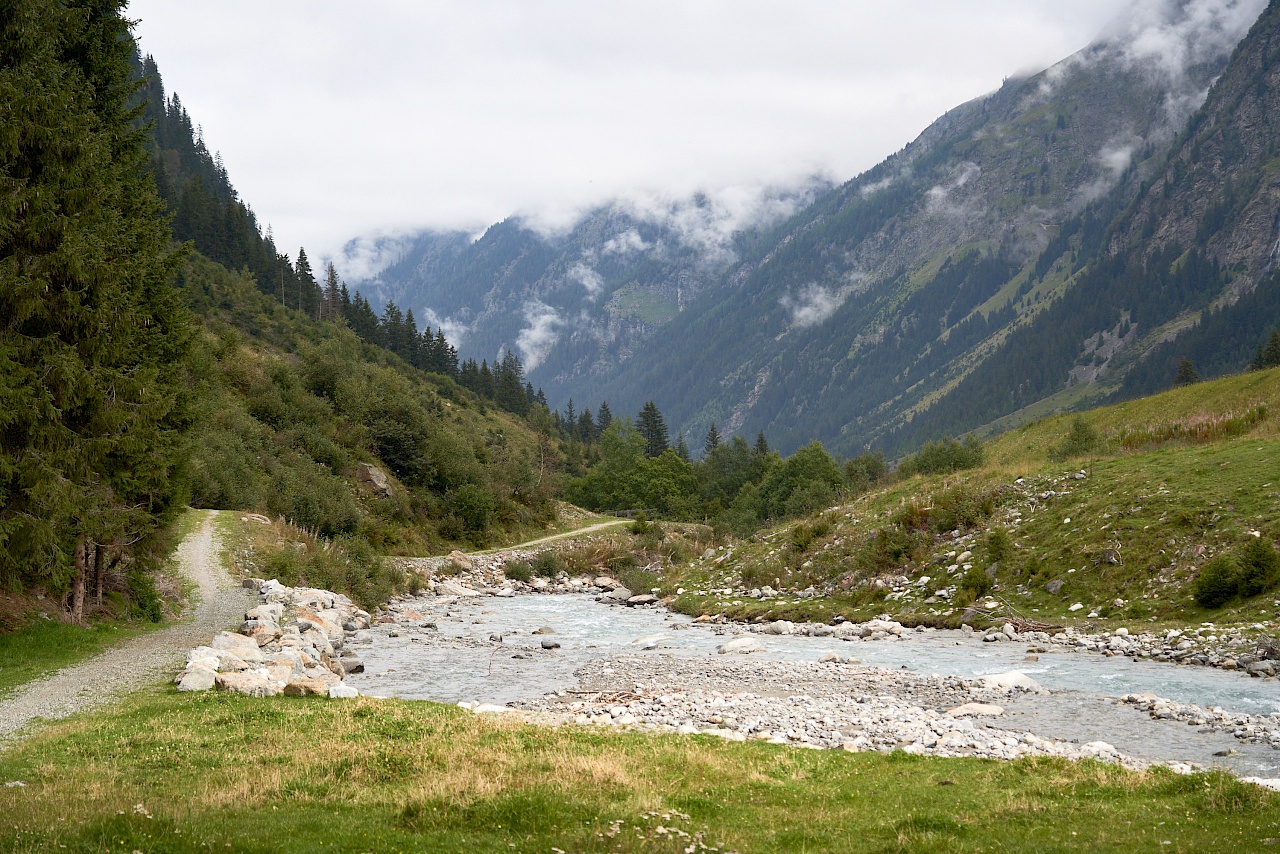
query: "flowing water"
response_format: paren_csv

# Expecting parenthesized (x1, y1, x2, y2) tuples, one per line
(346, 594, 1280, 777)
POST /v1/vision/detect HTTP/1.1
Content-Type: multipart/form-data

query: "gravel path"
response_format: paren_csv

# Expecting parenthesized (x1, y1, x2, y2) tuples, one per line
(0, 510, 254, 743)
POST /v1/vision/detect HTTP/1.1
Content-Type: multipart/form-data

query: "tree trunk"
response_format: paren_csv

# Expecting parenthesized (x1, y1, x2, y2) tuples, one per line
(94, 543, 104, 607)
(71, 536, 87, 623)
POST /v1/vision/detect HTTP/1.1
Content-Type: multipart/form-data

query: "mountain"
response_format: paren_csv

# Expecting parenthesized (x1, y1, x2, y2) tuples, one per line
(356, 0, 1278, 458)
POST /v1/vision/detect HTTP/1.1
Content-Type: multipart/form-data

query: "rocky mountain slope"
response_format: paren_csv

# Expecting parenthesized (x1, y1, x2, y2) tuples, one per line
(357, 0, 1279, 457)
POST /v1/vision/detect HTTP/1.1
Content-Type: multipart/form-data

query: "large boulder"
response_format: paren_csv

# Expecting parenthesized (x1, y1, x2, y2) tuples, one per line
(436, 579, 481, 597)
(176, 666, 217, 692)
(214, 671, 280, 697)
(717, 637, 765, 655)
(600, 586, 633, 603)
(356, 462, 393, 497)
(210, 631, 264, 662)
(979, 671, 1043, 692)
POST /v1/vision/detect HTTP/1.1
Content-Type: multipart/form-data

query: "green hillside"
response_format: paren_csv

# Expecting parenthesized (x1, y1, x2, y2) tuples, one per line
(657, 368, 1280, 631)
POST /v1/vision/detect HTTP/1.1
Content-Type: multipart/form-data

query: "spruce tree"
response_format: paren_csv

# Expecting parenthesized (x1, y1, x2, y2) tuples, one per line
(1174, 357, 1199, 386)
(636, 402, 669, 458)
(704, 422, 721, 456)
(1265, 330, 1280, 369)
(597, 401, 613, 434)
(0, 0, 192, 613)
(755, 431, 770, 456)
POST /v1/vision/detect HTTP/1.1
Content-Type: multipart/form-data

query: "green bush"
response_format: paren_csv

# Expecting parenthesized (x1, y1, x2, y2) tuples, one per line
(898, 437, 984, 477)
(986, 528, 1013, 565)
(531, 551, 565, 578)
(1237, 538, 1280, 598)
(1049, 416, 1102, 461)
(1193, 554, 1241, 608)
(959, 565, 993, 599)
(503, 559, 533, 583)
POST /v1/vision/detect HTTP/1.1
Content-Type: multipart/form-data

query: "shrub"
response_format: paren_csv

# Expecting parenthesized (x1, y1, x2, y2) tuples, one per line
(1049, 416, 1102, 461)
(898, 437, 984, 477)
(503, 559, 533, 583)
(531, 551, 565, 578)
(1237, 538, 1280, 598)
(1193, 554, 1241, 608)
(986, 528, 1013, 565)
(959, 565, 993, 599)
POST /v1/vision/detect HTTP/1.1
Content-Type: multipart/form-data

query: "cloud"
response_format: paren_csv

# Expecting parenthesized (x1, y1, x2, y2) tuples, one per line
(926, 162, 982, 216)
(1074, 136, 1142, 205)
(516, 300, 562, 371)
(567, 262, 604, 298)
(334, 231, 415, 282)
(419, 307, 472, 346)
(602, 228, 651, 255)
(782, 284, 845, 328)
(1111, 0, 1266, 83)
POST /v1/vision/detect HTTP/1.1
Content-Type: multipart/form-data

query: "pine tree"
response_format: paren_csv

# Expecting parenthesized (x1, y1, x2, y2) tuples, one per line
(576, 408, 596, 443)
(1174, 357, 1199, 386)
(755, 431, 770, 457)
(597, 401, 613, 434)
(636, 402, 669, 458)
(322, 261, 341, 323)
(1, 0, 192, 615)
(1264, 330, 1280, 369)
(295, 247, 318, 315)
(704, 422, 721, 456)
(675, 435, 690, 461)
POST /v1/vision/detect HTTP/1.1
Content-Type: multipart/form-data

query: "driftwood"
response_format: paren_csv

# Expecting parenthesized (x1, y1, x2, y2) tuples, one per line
(963, 596, 1062, 633)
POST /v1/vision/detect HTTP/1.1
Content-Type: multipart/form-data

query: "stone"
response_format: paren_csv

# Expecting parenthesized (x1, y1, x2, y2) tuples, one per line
(210, 631, 264, 662)
(177, 667, 217, 692)
(532, 626, 557, 635)
(593, 576, 618, 589)
(631, 635, 666, 650)
(436, 579, 481, 597)
(600, 586, 633, 603)
(356, 462, 393, 497)
(979, 671, 1042, 692)
(214, 671, 279, 697)
(541, 639, 561, 650)
(328, 685, 360, 699)
(1068, 603, 1084, 612)
(1044, 580, 1065, 594)
(283, 679, 329, 696)
(947, 703, 1004, 717)
(819, 652, 840, 663)
(246, 603, 284, 624)
(242, 577, 265, 590)
(446, 550, 474, 570)
(340, 657, 365, 675)
(717, 637, 765, 655)
(626, 594, 660, 606)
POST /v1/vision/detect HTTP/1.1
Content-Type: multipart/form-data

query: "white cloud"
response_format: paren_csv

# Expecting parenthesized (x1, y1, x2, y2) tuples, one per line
(602, 228, 650, 255)
(420, 307, 471, 346)
(516, 300, 562, 371)
(782, 284, 845, 328)
(128, 1, 1130, 261)
(568, 262, 604, 298)
(926, 162, 982, 216)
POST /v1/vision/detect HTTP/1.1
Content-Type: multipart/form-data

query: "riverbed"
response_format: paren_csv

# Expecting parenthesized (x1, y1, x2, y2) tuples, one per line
(345, 593, 1280, 778)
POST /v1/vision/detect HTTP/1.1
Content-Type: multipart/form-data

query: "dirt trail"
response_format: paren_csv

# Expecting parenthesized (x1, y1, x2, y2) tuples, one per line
(0, 510, 253, 743)
(475, 519, 630, 554)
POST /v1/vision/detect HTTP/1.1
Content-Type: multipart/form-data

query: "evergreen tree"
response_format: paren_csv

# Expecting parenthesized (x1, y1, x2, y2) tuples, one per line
(636, 402, 669, 458)
(704, 422, 721, 456)
(675, 435, 691, 461)
(1264, 330, 1280, 369)
(576, 408, 596, 443)
(754, 431, 770, 457)
(1, 0, 192, 615)
(295, 247, 318, 315)
(322, 261, 341, 323)
(597, 401, 613, 434)
(1174, 357, 1199, 386)
(495, 350, 529, 415)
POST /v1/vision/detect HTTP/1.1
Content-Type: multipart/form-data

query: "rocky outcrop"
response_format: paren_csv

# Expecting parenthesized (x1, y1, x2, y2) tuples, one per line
(176, 578, 370, 699)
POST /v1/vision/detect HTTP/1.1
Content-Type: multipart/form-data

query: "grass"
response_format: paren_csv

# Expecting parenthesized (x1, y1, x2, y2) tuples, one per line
(0, 690, 1276, 852)
(653, 369, 1280, 633)
(0, 619, 149, 700)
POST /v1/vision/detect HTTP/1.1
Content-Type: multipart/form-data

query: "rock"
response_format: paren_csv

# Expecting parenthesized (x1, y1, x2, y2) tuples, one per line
(436, 579, 481, 597)
(717, 637, 765, 655)
(1044, 580, 1065, 594)
(979, 671, 1042, 692)
(242, 577, 265, 589)
(340, 658, 365, 675)
(246, 603, 284, 624)
(446, 550, 474, 570)
(819, 652, 840, 663)
(493, 588, 515, 598)
(600, 586, 633, 603)
(209, 631, 264, 662)
(176, 667, 217, 692)
(214, 671, 279, 697)
(1068, 603, 1084, 612)
(1082, 741, 1116, 755)
(760, 620, 794, 635)
(328, 685, 360, 699)
(626, 594, 660, 606)
(1243, 777, 1280, 792)
(532, 626, 557, 635)
(283, 679, 329, 696)
(1114, 627, 1129, 637)
(631, 635, 666, 650)
(947, 703, 1005, 717)
(1002, 623, 1018, 640)
(472, 703, 515, 714)
(540, 639, 561, 649)
(356, 462, 394, 497)
(593, 576, 618, 589)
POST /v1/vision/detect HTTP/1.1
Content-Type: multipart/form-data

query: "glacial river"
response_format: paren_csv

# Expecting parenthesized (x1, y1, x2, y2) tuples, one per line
(346, 594, 1280, 777)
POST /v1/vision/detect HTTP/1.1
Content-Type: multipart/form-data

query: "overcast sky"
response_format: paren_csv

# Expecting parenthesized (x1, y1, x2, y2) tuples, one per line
(129, 1, 1135, 274)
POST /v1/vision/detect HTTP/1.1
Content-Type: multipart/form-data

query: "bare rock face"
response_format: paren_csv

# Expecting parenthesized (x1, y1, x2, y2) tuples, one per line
(356, 462, 393, 497)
